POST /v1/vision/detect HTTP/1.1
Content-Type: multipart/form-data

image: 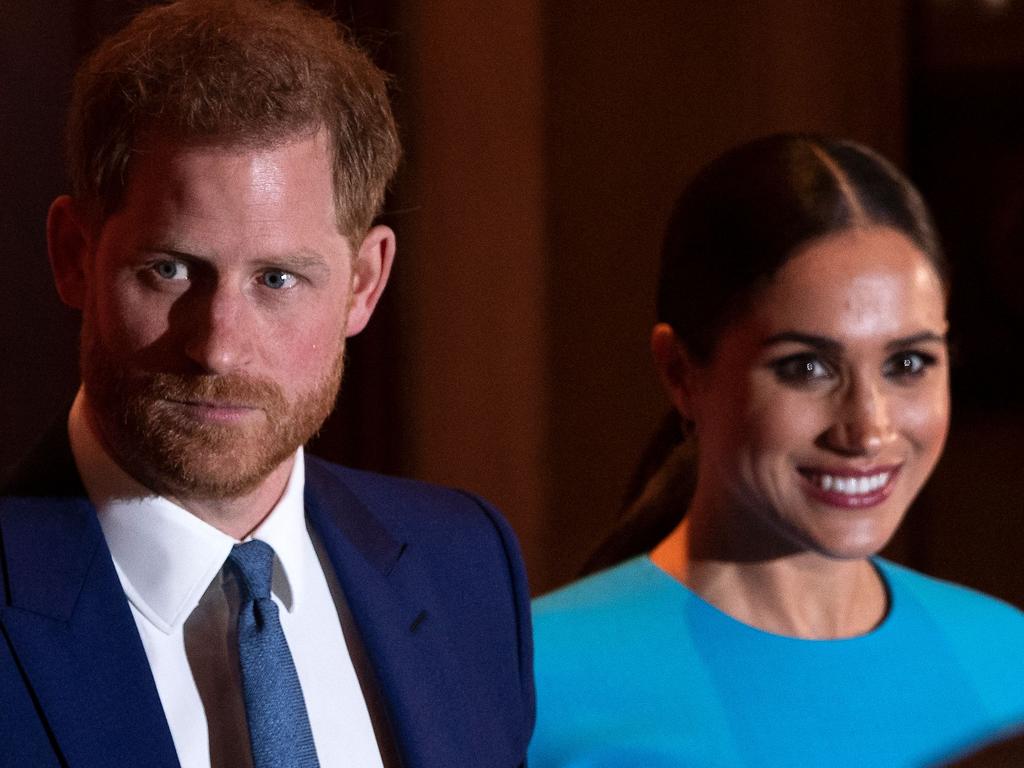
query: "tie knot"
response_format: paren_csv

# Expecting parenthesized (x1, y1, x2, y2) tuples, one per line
(229, 540, 276, 601)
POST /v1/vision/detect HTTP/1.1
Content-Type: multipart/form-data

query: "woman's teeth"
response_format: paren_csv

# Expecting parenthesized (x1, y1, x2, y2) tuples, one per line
(814, 472, 891, 495)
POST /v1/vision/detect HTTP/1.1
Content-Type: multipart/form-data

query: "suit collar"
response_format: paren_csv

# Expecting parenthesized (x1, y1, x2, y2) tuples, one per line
(1, 433, 180, 767)
(304, 458, 407, 576)
(303, 460, 494, 768)
(2, 414, 95, 620)
(303, 458, 425, 641)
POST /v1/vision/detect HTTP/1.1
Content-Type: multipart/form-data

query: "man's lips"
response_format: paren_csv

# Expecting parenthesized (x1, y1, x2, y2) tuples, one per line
(164, 398, 262, 421)
(798, 465, 902, 508)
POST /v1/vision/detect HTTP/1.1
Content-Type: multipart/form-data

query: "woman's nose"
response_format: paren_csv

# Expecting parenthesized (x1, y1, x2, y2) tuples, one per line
(822, 377, 897, 456)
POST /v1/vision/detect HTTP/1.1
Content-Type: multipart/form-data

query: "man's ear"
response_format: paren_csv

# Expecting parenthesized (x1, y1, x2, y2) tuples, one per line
(345, 224, 396, 337)
(47, 195, 91, 310)
(651, 323, 700, 423)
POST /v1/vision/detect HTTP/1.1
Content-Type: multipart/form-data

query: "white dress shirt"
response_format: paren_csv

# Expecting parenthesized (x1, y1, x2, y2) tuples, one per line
(68, 391, 385, 768)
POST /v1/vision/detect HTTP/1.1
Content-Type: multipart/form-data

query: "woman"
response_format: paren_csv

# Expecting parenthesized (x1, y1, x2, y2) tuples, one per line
(529, 134, 1024, 767)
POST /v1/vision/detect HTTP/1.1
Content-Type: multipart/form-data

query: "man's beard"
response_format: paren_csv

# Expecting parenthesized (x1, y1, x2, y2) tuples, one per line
(80, 317, 345, 500)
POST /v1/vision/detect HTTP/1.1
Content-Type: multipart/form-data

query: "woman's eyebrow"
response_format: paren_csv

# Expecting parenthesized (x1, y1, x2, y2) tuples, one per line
(762, 331, 843, 354)
(885, 331, 948, 351)
(762, 330, 949, 354)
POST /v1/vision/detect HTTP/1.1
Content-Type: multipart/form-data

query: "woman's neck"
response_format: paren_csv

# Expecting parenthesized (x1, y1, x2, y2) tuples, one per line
(650, 512, 888, 639)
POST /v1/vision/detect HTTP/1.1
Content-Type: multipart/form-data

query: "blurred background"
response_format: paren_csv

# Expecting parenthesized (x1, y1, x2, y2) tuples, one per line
(3, 0, 1023, 597)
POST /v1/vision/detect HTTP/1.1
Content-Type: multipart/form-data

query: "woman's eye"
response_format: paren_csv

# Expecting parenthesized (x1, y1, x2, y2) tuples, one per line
(884, 351, 936, 379)
(771, 354, 834, 384)
(259, 269, 297, 290)
(153, 260, 189, 281)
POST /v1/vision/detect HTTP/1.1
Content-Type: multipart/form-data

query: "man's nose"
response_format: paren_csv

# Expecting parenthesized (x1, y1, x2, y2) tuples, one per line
(823, 376, 897, 457)
(182, 285, 255, 374)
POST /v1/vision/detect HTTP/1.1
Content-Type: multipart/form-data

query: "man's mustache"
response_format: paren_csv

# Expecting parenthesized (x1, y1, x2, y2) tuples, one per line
(129, 371, 287, 412)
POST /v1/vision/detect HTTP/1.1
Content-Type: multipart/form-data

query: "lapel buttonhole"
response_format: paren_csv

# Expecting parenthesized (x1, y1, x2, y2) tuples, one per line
(408, 610, 428, 633)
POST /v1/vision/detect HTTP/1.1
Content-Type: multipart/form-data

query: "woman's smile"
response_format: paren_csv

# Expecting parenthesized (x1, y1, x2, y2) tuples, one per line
(798, 464, 901, 508)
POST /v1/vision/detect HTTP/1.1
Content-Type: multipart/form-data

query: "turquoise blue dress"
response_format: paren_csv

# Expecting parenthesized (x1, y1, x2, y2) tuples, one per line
(530, 557, 1024, 767)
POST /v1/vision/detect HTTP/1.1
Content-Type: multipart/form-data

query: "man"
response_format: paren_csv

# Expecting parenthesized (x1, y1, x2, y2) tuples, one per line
(0, 2, 534, 766)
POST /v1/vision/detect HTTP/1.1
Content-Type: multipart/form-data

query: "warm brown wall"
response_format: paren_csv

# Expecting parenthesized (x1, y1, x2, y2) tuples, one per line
(400, 0, 909, 592)
(542, 1, 908, 592)
(395, 0, 550, 573)
(1, 3, 82, 465)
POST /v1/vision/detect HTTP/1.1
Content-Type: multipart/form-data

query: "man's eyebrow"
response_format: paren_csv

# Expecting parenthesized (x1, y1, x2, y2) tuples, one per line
(762, 332, 843, 354)
(263, 251, 332, 273)
(144, 246, 332, 273)
(144, 246, 197, 261)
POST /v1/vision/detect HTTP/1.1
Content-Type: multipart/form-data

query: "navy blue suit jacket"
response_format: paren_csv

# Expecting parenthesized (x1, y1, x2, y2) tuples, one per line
(0, 428, 535, 767)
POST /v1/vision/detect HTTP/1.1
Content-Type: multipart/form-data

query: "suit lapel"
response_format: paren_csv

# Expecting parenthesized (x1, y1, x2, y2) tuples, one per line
(1, 426, 180, 768)
(304, 461, 485, 768)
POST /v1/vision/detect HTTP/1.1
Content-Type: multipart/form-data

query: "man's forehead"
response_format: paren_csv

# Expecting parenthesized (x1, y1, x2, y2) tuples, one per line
(132, 124, 331, 166)
(99, 127, 348, 234)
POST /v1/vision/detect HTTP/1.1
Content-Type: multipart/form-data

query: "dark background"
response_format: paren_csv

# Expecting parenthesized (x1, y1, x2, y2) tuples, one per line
(3, 0, 1022, 598)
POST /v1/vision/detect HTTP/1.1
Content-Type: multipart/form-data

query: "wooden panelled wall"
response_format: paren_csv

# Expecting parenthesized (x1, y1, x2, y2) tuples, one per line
(396, 0, 908, 592)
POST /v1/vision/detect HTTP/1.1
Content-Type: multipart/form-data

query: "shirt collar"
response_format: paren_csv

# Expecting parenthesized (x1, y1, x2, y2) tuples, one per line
(68, 389, 309, 634)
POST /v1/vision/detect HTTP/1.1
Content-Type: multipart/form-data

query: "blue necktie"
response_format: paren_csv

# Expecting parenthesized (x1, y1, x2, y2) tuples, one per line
(228, 540, 320, 768)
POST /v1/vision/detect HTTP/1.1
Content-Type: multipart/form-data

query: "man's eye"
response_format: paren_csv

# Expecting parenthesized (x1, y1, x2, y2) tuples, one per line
(883, 351, 936, 379)
(771, 354, 835, 384)
(153, 260, 189, 280)
(259, 270, 297, 290)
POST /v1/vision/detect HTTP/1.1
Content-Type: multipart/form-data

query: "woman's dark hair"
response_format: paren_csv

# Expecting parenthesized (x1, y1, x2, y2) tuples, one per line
(582, 133, 948, 576)
(658, 133, 947, 363)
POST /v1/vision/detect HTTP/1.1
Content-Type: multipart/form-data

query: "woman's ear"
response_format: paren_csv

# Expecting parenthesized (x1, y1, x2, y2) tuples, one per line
(651, 323, 699, 423)
(47, 195, 91, 310)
